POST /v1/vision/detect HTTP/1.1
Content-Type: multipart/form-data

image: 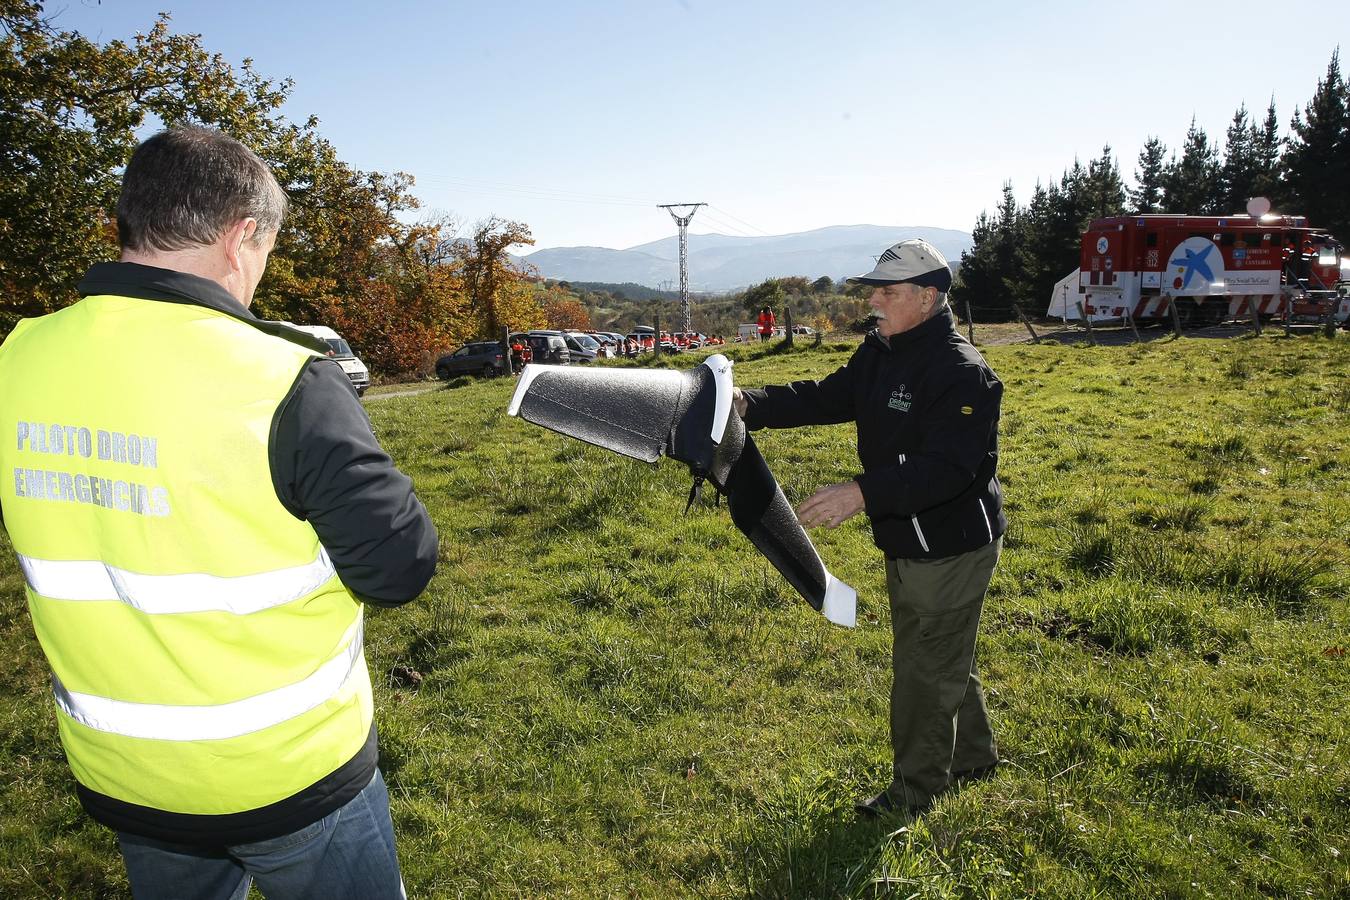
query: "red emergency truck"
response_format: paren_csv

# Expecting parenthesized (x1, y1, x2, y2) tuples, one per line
(1078, 214, 1347, 326)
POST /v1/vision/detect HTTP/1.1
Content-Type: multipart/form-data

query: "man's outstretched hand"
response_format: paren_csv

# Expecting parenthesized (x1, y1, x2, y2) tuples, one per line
(796, 481, 864, 529)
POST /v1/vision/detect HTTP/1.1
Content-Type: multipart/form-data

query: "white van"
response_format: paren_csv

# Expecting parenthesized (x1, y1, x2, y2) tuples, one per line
(286, 324, 370, 396)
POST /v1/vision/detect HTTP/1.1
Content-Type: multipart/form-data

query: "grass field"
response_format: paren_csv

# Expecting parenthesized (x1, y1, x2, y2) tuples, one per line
(1, 330, 1347, 898)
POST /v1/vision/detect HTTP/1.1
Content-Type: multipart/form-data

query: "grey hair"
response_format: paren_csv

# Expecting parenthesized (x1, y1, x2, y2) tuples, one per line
(116, 127, 288, 252)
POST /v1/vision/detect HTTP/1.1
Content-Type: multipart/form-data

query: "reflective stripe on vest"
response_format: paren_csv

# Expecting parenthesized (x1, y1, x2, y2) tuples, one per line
(18, 550, 337, 615)
(52, 620, 364, 742)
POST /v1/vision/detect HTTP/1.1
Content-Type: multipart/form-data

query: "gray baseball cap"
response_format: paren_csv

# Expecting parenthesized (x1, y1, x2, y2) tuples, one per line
(848, 239, 952, 291)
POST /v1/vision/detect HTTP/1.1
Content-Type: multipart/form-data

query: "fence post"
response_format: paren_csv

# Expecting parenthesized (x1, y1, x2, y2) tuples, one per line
(501, 326, 511, 375)
(1323, 302, 1337, 338)
(962, 298, 975, 343)
(1123, 303, 1141, 343)
(784, 305, 794, 347)
(1013, 304, 1040, 343)
(1167, 298, 1183, 337)
(1282, 294, 1292, 338)
(1247, 297, 1263, 336)
(1075, 301, 1097, 345)
(653, 315, 660, 356)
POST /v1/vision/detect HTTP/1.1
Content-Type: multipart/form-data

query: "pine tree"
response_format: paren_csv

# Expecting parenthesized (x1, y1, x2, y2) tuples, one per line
(950, 211, 1000, 316)
(1013, 181, 1071, 312)
(1130, 137, 1168, 214)
(952, 185, 1023, 320)
(1218, 105, 1260, 214)
(1055, 160, 1096, 235)
(992, 183, 1022, 318)
(1163, 118, 1222, 214)
(1282, 50, 1349, 234)
(1084, 146, 1127, 219)
(1251, 99, 1284, 204)
(1050, 162, 1096, 288)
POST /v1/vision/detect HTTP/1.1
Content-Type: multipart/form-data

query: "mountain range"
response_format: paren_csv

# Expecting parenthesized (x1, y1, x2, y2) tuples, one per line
(515, 224, 973, 292)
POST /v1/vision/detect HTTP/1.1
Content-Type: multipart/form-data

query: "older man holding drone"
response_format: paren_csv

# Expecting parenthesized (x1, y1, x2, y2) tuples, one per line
(734, 238, 1007, 817)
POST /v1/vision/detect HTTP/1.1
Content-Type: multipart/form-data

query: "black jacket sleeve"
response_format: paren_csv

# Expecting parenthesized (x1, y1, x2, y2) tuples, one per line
(741, 359, 858, 430)
(270, 359, 438, 607)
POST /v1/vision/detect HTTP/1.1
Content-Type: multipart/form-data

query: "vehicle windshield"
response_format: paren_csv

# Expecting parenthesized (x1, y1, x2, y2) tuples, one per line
(571, 334, 600, 350)
(326, 338, 354, 357)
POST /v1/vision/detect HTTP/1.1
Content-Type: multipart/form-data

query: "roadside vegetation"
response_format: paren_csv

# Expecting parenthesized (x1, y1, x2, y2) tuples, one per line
(2, 330, 1347, 897)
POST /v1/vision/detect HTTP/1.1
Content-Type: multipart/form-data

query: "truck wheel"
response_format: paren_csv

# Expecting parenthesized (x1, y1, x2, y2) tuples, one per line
(436, 366, 450, 380)
(481, 364, 497, 378)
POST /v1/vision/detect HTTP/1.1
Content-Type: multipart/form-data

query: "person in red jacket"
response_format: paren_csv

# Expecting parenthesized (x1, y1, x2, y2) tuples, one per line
(757, 306, 776, 341)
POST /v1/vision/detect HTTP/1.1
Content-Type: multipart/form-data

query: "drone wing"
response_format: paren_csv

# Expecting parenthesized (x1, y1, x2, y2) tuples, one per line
(508, 364, 685, 462)
(507, 355, 856, 627)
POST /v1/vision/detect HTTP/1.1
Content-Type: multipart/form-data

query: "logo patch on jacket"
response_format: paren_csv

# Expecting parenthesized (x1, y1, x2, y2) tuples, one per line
(888, 386, 912, 412)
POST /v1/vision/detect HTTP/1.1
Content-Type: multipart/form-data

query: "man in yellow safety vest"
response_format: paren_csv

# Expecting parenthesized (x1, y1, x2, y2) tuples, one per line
(0, 127, 438, 899)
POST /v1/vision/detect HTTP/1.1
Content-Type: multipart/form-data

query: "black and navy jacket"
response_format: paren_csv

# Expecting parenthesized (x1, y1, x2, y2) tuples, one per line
(741, 305, 1006, 560)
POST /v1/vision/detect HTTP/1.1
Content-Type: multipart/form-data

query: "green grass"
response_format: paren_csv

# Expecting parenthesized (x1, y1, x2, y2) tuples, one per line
(2, 332, 1348, 897)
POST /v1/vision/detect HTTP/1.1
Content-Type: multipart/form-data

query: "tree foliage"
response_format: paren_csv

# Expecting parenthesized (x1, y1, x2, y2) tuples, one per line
(0, 3, 534, 378)
(1284, 50, 1349, 237)
(1217, 105, 1259, 215)
(454, 218, 537, 339)
(1130, 138, 1167, 214)
(0, 1, 309, 330)
(1162, 118, 1221, 214)
(541, 291, 591, 331)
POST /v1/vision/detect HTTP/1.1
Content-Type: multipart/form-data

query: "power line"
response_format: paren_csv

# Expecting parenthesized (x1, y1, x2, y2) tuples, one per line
(693, 208, 758, 238)
(708, 204, 774, 236)
(409, 173, 660, 207)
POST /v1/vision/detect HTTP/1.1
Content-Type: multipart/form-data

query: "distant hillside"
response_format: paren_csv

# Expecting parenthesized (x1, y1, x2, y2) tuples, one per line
(518, 224, 973, 292)
(558, 281, 681, 302)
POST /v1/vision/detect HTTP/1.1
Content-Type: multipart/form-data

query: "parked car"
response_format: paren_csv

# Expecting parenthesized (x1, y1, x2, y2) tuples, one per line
(563, 332, 601, 363)
(435, 341, 508, 380)
(283, 323, 370, 396)
(583, 331, 621, 357)
(523, 330, 571, 365)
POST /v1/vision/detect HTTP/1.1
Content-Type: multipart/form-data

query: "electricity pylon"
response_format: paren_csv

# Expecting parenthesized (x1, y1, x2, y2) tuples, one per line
(658, 203, 705, 337)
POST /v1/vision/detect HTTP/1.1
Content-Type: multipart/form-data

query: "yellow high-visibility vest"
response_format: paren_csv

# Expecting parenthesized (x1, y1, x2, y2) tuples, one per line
(0, 293, 372, 816)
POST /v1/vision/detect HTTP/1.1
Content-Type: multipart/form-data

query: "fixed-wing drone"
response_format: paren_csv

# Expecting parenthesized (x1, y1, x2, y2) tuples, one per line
(507, 354, 856, 627)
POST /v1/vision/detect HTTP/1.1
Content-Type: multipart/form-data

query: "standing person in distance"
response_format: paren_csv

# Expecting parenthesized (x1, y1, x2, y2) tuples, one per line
(734, 239, 1006, 817)
(0, 127, 438, 898)
(757, 304, 777, 341)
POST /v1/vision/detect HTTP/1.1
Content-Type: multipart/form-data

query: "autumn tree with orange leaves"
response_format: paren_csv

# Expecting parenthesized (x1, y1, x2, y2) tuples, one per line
(0, 3, 534, 378)
(542, 292, 592, 331)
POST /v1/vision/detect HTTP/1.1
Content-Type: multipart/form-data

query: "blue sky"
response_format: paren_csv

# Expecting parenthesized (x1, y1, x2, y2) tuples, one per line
(49, 1, 1346, 251)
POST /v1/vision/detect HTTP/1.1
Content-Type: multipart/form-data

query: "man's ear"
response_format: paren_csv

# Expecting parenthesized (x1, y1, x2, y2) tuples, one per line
(222, 218, 258, 270)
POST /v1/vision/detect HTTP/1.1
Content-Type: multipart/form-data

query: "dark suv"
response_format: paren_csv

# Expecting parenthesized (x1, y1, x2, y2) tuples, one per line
(435, 341, 508, 379)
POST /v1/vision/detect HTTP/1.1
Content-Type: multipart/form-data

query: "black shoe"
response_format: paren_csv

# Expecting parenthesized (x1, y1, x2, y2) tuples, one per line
(854, 790, 923, 818)
(950, 761, 999, 785)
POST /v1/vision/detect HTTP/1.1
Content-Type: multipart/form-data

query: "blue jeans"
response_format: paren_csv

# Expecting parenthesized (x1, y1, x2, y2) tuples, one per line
(117, 768, 404, 900)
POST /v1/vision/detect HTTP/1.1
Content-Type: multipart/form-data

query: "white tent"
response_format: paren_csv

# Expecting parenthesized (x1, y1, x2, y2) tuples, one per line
(1046, 269, 1081, 319)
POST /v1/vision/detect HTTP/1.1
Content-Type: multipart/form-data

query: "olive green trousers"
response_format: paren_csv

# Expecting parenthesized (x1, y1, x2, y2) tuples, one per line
(885, 537, 1001, 810)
